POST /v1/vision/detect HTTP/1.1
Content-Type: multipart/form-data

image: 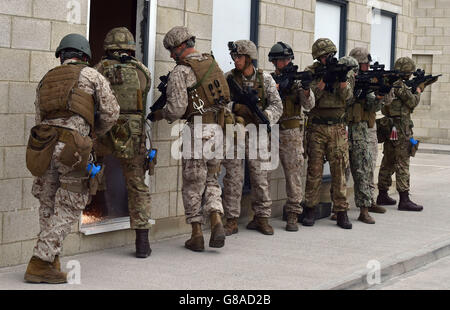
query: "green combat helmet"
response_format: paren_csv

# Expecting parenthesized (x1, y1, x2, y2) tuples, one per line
(104, 27, 136, 51)
(339, 56, 359, 74)
(163, 26, 196, 50)
(229, 40, 258, 60)
(268, 41, 294, 61)
(394, 57, 416, 73)
(312, 38, 337, 60)
(55, 33, 91, 59)
(349, 47, 372, 64)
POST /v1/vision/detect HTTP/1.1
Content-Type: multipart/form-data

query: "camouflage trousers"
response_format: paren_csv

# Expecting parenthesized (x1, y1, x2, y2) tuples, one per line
(279, 127, 305, 215)
(119, 154, 152, 229)
(222, 133, 272, 218)
(378, 138, 410, 193)
(31, 142, 89, 263)
(304, 123, 349, 212)
(348, 122, 372, 208)
(368, 124, 378, 204)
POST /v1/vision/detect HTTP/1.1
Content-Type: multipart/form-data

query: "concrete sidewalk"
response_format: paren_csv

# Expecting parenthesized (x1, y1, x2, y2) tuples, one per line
(1, 147, 450, 290)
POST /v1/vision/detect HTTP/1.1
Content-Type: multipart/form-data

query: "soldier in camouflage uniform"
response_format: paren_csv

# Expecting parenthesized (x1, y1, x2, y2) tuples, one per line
(94, 27, 153, 258)
(222, 40, 283, 236)
(303, 38, 353, 229)
(377, 57, 424, 212)
(24, 34, 119, 283)
(268, 42, 315, 231)
(148, 26, 229, 251)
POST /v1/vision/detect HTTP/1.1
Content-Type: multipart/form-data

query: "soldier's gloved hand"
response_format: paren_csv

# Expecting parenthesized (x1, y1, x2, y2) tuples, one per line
(338, 70, 348, 82)
(378, 85, 392, 96)
(147, 110, 163, 122)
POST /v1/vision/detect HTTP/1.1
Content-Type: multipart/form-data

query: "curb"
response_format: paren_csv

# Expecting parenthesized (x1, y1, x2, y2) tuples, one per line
(417, 149, 450, 155)
(314, 236, 450, 290)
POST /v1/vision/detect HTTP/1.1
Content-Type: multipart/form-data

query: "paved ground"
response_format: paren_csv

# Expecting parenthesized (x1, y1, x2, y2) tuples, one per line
(1, 149, 450, 290)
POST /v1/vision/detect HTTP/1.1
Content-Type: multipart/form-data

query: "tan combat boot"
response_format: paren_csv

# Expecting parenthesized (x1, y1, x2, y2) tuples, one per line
(358, 207, 375, 224)
(53, 255, 61, 271)
(224, 218, 238, 236)
(24, 256, 67, 284)
(209, 212, 226, 248)
(185, 222, 205, 252)
(286, 212, 299, 232)
(369, 202, 387, 214)
(247, 216, 274, 235)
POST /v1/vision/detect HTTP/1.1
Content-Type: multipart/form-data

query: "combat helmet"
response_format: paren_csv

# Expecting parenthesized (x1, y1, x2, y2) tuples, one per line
(339, 56, 359, 74)
(349, 47, 372, 64)
(163, 26, 196, 50)
(55, 33, 91, 59)
(394, 57, 416, 73)
(104, 27, 136, 51)
(312, 38, 337, 60)
(228, 40, 258, 60)
(268, 41, 294, 61)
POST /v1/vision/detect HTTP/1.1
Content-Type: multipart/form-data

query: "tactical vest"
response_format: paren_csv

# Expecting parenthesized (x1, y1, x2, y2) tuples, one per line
(101, 57, 150, 113)
(272, 73, 303, 129)
(38, 63, 95, 129)
(231, 68, 266, 125)
(347, 98, 376, 128)
(177, 54, 230, 123)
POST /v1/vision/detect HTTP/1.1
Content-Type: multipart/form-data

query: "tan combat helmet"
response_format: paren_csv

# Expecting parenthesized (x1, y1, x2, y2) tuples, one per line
(229, 40, 258, 60)
(104, 27, 136, 51)
(312, 38, 337, 60)
(339, 56, 359, 74)
(163, 26, 196, 50)
(349, 47, 372, 64)
(394, 57, 416, 73)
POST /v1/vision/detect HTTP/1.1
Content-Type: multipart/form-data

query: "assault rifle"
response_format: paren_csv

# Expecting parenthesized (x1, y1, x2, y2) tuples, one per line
(354, 62, 403, 98)
(226, 75, 271, 133)
(146, 72, 170, 120)
(405, 69, 441, 94)
(314, 55, 358, 93)
(271, 63, 314, 97)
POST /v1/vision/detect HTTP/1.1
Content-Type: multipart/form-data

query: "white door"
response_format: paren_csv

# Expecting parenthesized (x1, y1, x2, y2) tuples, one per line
(370, 10, 394, 69)
(314, 1, 342, 56)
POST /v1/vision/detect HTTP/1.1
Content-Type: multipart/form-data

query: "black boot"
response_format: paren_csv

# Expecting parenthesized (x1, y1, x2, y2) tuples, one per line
(376, 189, 397, 205)
(398, 191, 423, 212)
(302, 207, 315, 226)
(135, 229, 152, 258)
(336, 211, 352, 229)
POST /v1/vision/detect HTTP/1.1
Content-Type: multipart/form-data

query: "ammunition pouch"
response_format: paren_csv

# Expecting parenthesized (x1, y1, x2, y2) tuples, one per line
(57, 128, 93, 171)
(367, 111, 376, 129)
(311, 117, 345, 125)
(409, 140, 420, 157)
(280, 119, 301, 130)
(88, 164, 105, 196)
(26, 124, 59, 177)
(60, 170, 89, 194)
(108, 114, 143, 159)
(376, 117, 393, 143)
(144, 149, 158, 176)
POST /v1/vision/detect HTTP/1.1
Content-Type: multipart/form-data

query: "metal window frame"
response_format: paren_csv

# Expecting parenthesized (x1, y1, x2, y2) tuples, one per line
(316, 0, 348, 58)
(372, 8, 397, 69)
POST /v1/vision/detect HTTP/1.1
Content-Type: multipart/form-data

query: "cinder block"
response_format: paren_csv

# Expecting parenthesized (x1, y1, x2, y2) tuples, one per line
(260, 2, 267, 24)
(0, 242, 22, 267)
(436, 0, 450, 8)
(152, 141, 171, 167)
(0, 179, 22, 212)
(275, 28, 294, 46)
(0, 0, 32, 17)
(186, 12, 212, 40)
(0, 213, 2, 243)
(79, 230, 128, 253)
(0, 15, 11, 48)
(157, 119, 179, 141)
(270, 179, 278, 201)
(158, 0, 185, 9)
(417, 18, 434, 28)
(277, 0, 295, 7)
(361, 24, 371, 43)
(0, 48, 30, 82)
(421, 119, 439, 128)
(185, 0, 199, 12)
(3, 208, 39, 243)
(21, 239, 36, 264)
(355, 4, 371, 24)
(302, 11, 314, 32)
(23, 178, 39, 210)
(0, 148, 4, 178)
(426, 8, 444, 17)
(348, 21, 362, 41)
(416, 36, 434, 46)
(198, 0, 213, 15)
(295, 0, 312, 11)
(155, 33, 172, 62)
(293, 31, 310, 52)
(194, 38, 211, 54)
(284, 8, 302, 29)
(157, 7, 184, 34)
(435, 17, 450, 27)
(266, 4, 285, 27)
(61, 233, 80, 256)
(258, 25, 276, 48)
(429, 128, 448, 139)
(50, 21, 86, 51)
(434, 36, 450, 46)
(177, 191, 184, 216)
(25, 114, 35, 143)
(397, 32, 409, 49)
(277, 178, 287, 200)
(33, 0, 89, 24)
(155, 166, 178, 193)
(413, 127, 429, 137)
(0, 82, 8, 113)
(30, 51, 59, 83)
(150, 192, 170, 219)
(12, 17, 51, 51)
(0, 114, 25, 146)
(169, 191, 177, 217)
(5, 147, 31, 178)
(418, 0, 436, 9)
(8, 82, 37, 114)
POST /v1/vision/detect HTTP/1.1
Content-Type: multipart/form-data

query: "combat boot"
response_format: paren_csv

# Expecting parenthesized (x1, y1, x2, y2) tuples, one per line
(286, 212, 299, 232)
(135, 229, 152, 258)
(336, 211, 352, 229)
(398, 191, 423, 212)
(246, 216, 274, 235)
(369, 202, 387, 214)
(358, 207, 375, 224)
(302, 206, 315, 226)
(24, 256, 67, 284)
(209, 212, 226, 248)
(376, 190, 397, 205)
(52, 255, 61, 271)
(224, 218, 238, 236)
(185, 222, 205, 252)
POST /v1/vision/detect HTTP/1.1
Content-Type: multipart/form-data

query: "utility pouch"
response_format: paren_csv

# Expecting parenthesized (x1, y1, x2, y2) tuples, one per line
(109, 114, 143, 159)
(376, 117, 392, 144)
(26, 124, 59, 176)
(88, 164, 105, 196)
(58, 130, 93, 171)
(409, 139, 420, 157)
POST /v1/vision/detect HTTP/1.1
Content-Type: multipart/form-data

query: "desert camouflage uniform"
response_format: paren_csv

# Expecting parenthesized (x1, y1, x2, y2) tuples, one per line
(162, 52, 223, 224)
(222, 68, 283, 218)
(32, 59, 119, 262)
(94, 56, 152, 229)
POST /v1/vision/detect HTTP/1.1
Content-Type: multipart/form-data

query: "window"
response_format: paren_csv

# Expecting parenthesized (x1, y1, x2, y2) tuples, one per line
(314, 0, 348, 58)
(370, 8, 396, 69)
